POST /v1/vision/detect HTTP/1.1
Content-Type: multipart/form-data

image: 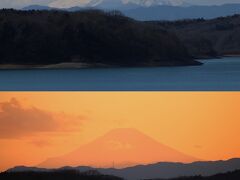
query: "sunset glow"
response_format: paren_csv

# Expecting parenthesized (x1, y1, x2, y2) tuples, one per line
(0, 92, 240, 171)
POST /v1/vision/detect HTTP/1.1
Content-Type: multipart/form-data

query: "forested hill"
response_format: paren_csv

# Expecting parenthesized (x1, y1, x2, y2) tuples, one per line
(0, 170, 123, 180)
(0, 9, 199, 67)
(149, 14, 240, 58)
(151, 169, 240, 180)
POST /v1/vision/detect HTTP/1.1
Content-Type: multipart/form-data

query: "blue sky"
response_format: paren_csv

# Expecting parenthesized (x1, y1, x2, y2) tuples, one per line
(0, 0, 240, 8)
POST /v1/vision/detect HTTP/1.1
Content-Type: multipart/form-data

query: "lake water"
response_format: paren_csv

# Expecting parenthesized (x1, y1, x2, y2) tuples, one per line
(0, 57, 240, 91)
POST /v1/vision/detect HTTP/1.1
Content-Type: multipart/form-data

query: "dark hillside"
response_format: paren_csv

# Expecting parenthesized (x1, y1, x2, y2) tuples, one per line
(150, 169, 240, 180)
(149, 14, 240, 58)
(0, 9, 197, 67)
(0, 170, 123, 180)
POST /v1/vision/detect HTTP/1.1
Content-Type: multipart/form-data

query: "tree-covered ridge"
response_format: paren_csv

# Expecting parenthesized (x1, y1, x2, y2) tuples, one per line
(150, 14, 240, 58)
(1, 168, 240, 180)
(151, 169, 240, 180)
(0, 169, 123, 180)
(0, 9, 198, 67)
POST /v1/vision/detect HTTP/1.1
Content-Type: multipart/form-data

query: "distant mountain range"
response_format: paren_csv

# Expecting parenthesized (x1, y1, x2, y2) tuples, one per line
(48, 0, 186, 9)
(22, 5, 54, 11)
(123, 3, 240, 20)
(22, 3, 240, 20)
(7, 158, 240, 180)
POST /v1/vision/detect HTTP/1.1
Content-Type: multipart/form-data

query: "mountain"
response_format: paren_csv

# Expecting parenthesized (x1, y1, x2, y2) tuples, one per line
(123, 3, 240, 20)
(2, 169, 240, 180)
(22, 4, 84, 11)
(48, 0, 185, 9)
(154, 169, 240, 180)
(7, 158, 240, 180)
(150, 14, 240, 58)
(22, 3, 240, 21)
(7, 166, 51, 172)
(22, 5, 55, 10)
(49, 0, 100, 8)
(39, 128, 197, 168)
(126, 0, 185, 7)
(1, 169, 123, 180)
(101, 158, 240, 179)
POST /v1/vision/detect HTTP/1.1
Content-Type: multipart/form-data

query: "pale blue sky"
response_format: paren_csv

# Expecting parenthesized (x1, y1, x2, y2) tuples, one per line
(0, 0, 240, 9)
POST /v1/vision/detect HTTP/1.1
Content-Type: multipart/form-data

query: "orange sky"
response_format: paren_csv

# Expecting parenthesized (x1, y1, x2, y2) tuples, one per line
(0, 92, 240, 171)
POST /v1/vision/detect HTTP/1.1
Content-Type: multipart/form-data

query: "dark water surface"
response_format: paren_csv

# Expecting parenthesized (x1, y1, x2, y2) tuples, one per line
(1, 57, 240, 91)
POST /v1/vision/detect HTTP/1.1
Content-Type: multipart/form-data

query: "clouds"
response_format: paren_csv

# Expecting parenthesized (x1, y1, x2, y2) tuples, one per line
(0, 98, 86, 138)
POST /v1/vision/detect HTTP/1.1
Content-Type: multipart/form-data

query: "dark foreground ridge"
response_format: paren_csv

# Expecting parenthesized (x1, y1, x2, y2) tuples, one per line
(149, 169, 240, 180)
(4, 158, 240, 180)
(1, 167, 240, 180)
(0, 169, 123, 180)
(0, 9, 199, 68)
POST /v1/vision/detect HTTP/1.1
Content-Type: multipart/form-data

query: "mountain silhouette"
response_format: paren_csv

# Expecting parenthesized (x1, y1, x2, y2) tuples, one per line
(22, 3, 240, 21)
(39, 128, 197, 168)
(48, 0, 185, 9)
(3, 168, 240, 180)
(8, 158, 240, 180)
(123, 3, 240, 20)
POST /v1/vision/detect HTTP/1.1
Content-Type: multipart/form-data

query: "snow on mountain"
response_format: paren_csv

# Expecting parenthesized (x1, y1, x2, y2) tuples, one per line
(49, 0, 185, 8)
(49, 0, 90, 8)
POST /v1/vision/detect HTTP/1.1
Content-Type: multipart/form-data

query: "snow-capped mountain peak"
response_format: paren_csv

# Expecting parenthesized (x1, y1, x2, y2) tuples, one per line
(49, 0, 185, 9)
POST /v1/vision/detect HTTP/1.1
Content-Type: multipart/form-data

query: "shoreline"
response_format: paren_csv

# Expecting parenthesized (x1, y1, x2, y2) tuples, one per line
(0, 61, 202, 70)
(223, 54, 240, 57)
(0, 63, 103, 70)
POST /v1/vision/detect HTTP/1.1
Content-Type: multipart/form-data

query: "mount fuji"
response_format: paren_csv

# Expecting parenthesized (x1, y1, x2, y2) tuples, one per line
(38, 128, 197, 168)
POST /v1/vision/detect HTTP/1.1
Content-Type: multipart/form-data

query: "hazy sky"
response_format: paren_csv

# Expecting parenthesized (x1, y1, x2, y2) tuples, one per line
(0, 92, 240, 171)
(0, 0, 240, 8)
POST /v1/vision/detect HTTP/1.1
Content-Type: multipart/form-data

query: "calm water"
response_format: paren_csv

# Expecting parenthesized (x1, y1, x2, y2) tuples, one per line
(1, 57, 240, 91)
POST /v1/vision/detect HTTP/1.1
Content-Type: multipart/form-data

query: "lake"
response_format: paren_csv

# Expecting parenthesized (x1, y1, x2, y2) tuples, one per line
(0, 57, 240, 91)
